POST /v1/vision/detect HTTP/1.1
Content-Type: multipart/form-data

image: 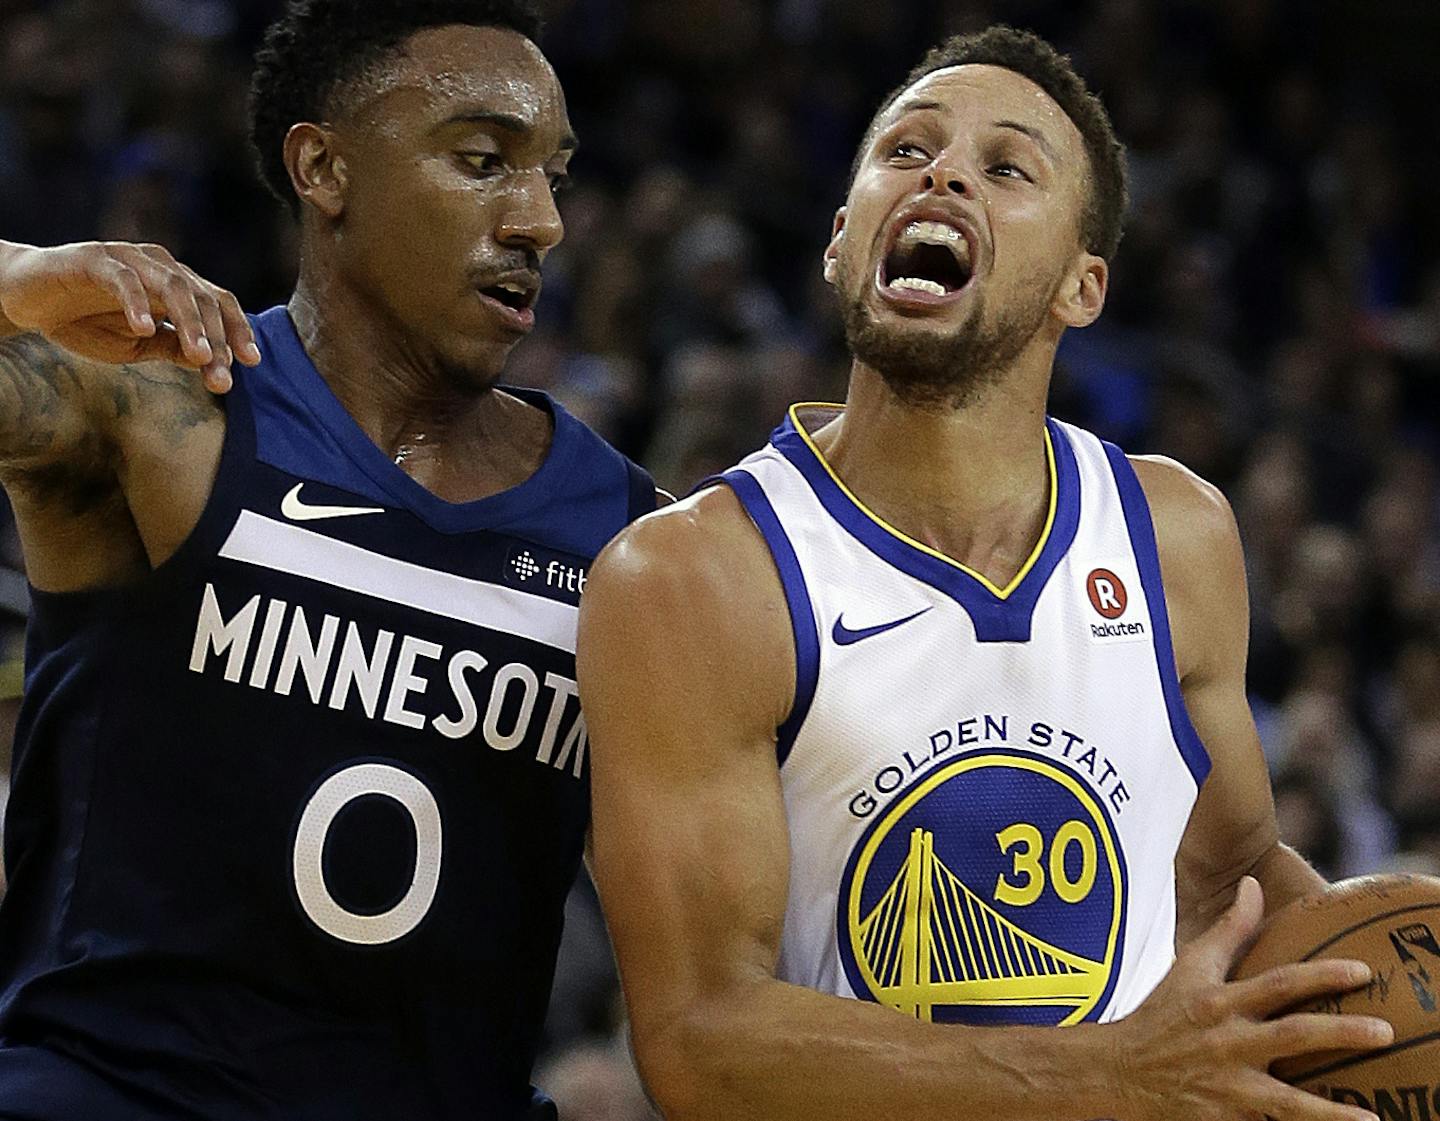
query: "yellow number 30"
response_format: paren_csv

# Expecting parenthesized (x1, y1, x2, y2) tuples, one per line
(993, 820, 1098, 906)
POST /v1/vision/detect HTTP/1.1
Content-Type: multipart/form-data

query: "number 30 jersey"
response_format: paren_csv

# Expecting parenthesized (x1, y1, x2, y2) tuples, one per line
(0, 307, 654, 1120)
(718, 405, 1209, 1028)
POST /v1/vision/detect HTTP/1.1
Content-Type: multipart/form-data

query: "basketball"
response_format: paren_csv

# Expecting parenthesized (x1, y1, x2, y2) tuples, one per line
(1233, 874, 1440, 1113)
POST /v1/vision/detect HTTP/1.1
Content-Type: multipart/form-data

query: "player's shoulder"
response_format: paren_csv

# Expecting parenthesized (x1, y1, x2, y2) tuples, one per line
(12, 336, 223, 476)
(591, 482, 767, 593)
(585, 479, 788, 644)
(580, 478, 796, 724)
(0, 331, 217, 425)
(1128, 453, 1240, 564)
(1126, 454, 1247, 670)
(492, 384, 557, 448)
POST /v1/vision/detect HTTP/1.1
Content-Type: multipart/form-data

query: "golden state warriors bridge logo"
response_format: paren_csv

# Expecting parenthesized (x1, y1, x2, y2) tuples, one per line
(839, 750, 1127, 1026)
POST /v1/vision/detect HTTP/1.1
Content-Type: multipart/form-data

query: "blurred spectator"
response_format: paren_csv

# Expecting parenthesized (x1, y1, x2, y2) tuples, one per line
(1272, 767, 1343, 881)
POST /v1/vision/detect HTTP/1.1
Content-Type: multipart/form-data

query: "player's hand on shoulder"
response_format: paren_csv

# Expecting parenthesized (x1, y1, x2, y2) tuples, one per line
(0, 240, 261, 392)
(1113, 877, 1392, 1121)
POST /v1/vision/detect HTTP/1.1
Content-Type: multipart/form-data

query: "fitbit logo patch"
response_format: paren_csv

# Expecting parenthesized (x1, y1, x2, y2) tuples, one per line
(502, 544, 589, 605)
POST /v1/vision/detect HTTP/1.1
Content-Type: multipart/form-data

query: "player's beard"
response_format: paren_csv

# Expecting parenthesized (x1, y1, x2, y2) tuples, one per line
(837, 261, 1054, 412)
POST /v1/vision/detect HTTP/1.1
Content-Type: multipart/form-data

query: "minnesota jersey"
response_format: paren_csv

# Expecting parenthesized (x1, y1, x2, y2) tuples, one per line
(719, 405, 1209, 1029)
(0, 307, 654, 1120)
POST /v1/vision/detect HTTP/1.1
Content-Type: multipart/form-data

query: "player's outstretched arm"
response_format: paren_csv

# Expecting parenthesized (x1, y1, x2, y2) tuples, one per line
(0, 240, 262, 591)
(579, 488, 1392, 1121)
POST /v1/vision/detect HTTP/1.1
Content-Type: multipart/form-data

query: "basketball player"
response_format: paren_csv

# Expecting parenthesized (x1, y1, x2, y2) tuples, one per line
(0, 2, 654, 1118)
(579, 27, 1393, 1121)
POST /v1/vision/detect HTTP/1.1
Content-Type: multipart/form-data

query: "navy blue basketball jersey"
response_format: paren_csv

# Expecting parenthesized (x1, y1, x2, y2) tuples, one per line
(0, 306, 654, 1120)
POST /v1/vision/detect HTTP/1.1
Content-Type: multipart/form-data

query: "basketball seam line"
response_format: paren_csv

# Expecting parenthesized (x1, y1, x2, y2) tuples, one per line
(1298, 903, 1437, 960)
(1278, 899, 1440, 1085)
(1288, 1027, 1440, 1085)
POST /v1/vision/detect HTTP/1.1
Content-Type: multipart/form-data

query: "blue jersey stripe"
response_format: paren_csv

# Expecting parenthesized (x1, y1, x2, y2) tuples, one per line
(1101, 443, 1211, 787)
(721, 470, 820, 767)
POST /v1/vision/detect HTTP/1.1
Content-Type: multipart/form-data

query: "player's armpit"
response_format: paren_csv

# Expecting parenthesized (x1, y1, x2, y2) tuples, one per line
(1133, 456, 1326, 942)
(579, 487, 1123, 1121)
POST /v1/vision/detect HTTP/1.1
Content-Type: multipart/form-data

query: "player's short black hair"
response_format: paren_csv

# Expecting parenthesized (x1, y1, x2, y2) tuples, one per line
(248, 0, 545, 215)
(851, 26, 1128, 260)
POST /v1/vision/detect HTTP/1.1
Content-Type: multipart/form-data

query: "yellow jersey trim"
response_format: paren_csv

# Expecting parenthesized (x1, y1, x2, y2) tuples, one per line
(786, 402, 1058, 601)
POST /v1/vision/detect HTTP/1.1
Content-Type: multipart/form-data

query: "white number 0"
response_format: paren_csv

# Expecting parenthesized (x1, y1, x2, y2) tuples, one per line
(292, 762, 443, 945)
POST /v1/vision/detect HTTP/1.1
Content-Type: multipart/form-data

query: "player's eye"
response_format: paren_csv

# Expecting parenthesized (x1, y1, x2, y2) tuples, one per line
(549, 173, 573, 196)
(460, 152, 504, 176)
(890, 142, 930, 163)
(988, 162, 1033, 182)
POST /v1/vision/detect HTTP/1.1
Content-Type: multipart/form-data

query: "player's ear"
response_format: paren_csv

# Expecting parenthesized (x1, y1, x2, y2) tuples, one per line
(284, 122, 348, 220)
(1053, 251, 1107, 328)
(822, 208, 847, 286)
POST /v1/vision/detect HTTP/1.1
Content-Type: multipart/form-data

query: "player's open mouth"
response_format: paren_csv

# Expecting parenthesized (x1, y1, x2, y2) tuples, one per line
(477, 275, 540, 332)
(876, 218, 975, 309)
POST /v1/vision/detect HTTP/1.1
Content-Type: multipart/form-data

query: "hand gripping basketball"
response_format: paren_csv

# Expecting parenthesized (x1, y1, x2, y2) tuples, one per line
(0, 240, 261, 392)
(1233, 874, 1440, 1115)
(1111, 877, 1394, 1121)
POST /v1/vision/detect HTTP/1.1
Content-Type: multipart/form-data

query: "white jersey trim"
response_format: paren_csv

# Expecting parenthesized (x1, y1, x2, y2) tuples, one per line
(219, 510, 579, 653)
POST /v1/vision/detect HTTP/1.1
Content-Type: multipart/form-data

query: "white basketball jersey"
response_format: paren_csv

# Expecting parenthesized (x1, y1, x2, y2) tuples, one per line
(719, 405, 1210, 1029)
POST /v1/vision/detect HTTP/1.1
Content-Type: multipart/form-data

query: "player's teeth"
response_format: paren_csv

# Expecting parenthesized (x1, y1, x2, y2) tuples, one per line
(889, 277, 947, 296)
(903, 220, 964, 247)
(498, 283, 525, 295)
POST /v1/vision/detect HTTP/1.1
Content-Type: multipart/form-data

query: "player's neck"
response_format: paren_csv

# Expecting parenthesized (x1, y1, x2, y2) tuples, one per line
(287, 282, 551, 502)
(815, 361, 1053, 587)
(287, 281, 485, 442)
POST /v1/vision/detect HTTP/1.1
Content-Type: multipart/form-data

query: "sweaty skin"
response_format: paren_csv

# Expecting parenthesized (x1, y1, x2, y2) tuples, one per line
(579, 63, 1390, 1121)
(0, 24, 575, 593)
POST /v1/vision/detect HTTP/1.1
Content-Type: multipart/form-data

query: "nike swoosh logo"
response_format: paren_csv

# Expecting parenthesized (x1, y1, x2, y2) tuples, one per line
(280, 483, 385, 522)
(832, 608, 931, 646)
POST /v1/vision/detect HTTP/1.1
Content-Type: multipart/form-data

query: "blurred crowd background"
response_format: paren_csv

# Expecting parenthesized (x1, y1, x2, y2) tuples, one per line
(1, 0, 1438, 1117)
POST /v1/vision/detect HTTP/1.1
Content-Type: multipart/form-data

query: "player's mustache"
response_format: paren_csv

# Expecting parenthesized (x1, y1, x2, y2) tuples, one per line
(477, 249, 541, 279)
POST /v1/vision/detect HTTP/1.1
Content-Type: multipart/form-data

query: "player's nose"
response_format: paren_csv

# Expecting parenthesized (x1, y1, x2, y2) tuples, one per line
(921, 152, 975, 199)
(496, 175, 565, 252)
